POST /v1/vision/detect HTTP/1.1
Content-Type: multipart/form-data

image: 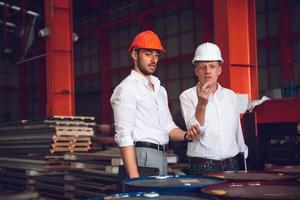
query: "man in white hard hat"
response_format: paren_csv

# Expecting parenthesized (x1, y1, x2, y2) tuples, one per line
(179, 42, 248, 174)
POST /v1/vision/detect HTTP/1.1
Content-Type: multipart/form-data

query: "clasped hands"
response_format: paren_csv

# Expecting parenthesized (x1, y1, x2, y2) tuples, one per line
(185, 124, 200, 141)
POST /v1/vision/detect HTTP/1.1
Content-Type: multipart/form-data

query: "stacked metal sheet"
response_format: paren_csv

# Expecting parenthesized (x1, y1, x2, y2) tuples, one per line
(62, 148, 180, 199)
(64, 149, 120, 199)
(0, 116, 96, 154)
(65, 168, 118, 199)
(0, 157, 44, 199)
(0, 191, 39, 200)
(0, 116, 96, 199)
(34, 171, 68, 200)
(0, 156, 46, 193)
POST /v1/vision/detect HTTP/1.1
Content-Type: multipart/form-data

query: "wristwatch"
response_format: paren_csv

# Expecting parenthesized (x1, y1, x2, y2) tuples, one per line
(184, 132, 192, 142)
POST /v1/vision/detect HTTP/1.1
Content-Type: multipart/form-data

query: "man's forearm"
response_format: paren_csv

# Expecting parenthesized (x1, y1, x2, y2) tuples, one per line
(169, 125, 200, 142)
(169, 128, 186, 141)
(120, 145, 139, 178)
(195, 103, 206, 126)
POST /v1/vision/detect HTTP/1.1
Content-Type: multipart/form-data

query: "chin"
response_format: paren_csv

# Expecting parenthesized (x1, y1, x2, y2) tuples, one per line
(142, 71, 155, 76)
(148, 69, 156, 74)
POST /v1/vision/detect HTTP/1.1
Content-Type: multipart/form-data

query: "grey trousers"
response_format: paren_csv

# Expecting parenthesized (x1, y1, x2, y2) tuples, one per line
(135, 147, 168, 175)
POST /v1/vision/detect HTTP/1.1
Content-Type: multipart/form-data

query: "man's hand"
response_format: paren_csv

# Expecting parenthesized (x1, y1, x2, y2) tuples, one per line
(120, 146, 139, 178)
(196, 81, 213, 106)
(186, 124, 200, 141)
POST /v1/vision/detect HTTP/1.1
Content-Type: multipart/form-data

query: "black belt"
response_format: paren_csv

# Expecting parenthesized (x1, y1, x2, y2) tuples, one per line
(135, 141, 165, 152)
(190, 155, 238, 166)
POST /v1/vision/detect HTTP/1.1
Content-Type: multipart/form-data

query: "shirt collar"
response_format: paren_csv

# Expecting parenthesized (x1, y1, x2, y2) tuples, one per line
(213, 83, 223, 100)
(130, 70, 161, 89)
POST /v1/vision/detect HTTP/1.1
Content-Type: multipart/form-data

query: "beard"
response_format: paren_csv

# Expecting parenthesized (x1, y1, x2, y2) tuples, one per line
(137, 62, 156, 76)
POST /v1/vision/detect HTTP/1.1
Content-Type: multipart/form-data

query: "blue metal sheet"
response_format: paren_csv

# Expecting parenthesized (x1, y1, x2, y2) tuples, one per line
(122, 175, 225, 193)
(101, 191, 219, 199)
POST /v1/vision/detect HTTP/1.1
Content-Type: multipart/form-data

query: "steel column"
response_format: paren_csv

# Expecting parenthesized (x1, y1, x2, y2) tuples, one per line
(45, 0, 75, 116)
(214, 0, 258, 100)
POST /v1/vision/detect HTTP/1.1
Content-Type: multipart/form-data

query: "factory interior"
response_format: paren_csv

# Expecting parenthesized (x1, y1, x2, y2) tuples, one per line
(0, 0, 299, 199)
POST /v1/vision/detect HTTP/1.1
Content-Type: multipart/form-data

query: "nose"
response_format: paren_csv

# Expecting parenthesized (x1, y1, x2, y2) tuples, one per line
(204, 67, 210, 73)
(150, 53, 158, 62)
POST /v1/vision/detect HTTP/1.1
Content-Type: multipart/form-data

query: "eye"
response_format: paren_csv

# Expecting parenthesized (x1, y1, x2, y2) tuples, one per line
(144, 51, 151, 56)
(199, 66, 206, 70)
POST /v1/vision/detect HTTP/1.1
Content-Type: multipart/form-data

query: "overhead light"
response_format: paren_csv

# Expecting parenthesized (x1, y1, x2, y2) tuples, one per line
(38, 28, 50, 37)
(0, 1, 40, 17)
(4, 48, 13, 54)
(73, 33, 79, 42)
(0, 20, 16, 28)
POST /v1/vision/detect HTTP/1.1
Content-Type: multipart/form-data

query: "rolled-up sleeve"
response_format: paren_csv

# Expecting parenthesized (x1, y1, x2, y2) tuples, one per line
(236, 115, 248, 158)
(165, 110, 178, 134)
(110, 85, 137, 147)
(179, 92, 206, 134)
(234, 96, 248, 158)
(161, 88, 178, 133)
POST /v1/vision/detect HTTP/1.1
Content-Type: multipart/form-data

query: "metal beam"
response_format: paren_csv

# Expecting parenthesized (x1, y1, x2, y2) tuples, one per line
(45, 0, 75, 116)
(214, 0, 258, 100)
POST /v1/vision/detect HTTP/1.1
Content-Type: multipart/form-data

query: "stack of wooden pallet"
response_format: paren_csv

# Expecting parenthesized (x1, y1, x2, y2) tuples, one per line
(0, 116, 96, 154)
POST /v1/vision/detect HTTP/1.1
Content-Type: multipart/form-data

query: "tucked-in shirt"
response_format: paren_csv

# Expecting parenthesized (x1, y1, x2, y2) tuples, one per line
(179, 83, 248, 160)
(111, 70, 177, 147)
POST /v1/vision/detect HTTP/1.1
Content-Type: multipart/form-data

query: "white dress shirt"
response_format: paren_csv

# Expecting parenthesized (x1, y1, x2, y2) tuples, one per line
(179, 83, 248, 160)
(111, 70, 177, 147)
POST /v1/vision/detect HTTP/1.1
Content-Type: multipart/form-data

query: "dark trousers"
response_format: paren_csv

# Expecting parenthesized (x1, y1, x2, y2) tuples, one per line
(189, 156, 239, 175)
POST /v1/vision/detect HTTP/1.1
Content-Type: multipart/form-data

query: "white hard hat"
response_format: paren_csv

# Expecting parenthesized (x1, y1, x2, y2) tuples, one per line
(192, 42, 224, 65)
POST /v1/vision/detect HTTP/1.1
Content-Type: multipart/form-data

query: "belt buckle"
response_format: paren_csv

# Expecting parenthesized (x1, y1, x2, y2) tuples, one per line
(209, 159, 223, 166)
(218, 159, 228, 166)
(210, 159, 218, 166)
(159, 144, 165, 152)
(220, 160, 226, 166)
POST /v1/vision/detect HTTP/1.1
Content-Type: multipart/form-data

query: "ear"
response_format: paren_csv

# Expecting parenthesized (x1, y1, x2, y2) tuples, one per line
(131, 50, 138, 61)
(194, 66, 198, 76)
(217, 66, 222, 76)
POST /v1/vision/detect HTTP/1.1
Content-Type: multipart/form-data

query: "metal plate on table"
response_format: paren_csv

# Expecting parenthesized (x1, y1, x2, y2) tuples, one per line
(204, 171, 298, 182)
(266, 165, 300, 174)
(202, 182, 300, 199)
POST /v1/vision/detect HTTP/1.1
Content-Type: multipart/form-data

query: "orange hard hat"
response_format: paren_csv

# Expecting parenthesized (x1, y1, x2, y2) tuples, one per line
(128, 30, 166, 53)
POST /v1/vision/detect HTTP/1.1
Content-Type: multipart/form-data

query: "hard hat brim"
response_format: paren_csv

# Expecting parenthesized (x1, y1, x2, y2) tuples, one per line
(192, 59, 224, 65)
(129, 46, 167, 53)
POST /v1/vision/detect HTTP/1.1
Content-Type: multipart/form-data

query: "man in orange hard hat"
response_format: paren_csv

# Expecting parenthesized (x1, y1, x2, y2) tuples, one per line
(111, 30, 200, 178)
(179, 42, 248, 175)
